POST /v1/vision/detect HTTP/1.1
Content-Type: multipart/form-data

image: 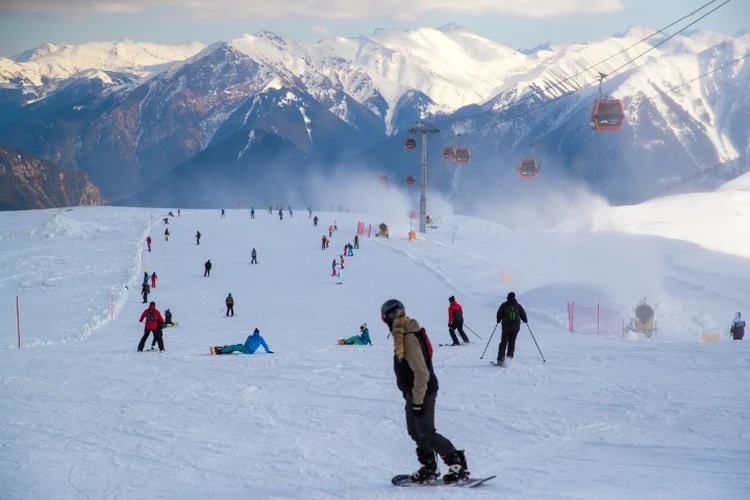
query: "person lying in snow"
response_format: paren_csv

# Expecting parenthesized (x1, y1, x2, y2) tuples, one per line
(338, 324, 372, 345)
(210, 328, 273, 354)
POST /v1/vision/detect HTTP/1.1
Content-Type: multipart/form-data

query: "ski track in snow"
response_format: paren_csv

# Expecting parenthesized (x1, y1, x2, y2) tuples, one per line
(0, 207, 749, 500)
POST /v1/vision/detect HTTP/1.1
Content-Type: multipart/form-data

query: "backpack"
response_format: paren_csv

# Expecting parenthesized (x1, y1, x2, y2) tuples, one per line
(504, 303, 520, 323)
(418, 328, 434, 359)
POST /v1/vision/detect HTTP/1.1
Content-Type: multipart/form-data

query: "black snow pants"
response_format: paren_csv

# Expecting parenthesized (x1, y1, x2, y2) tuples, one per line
(448, 320, 469, 344)
(139, 328, 164, 351)
(497, 327, 520, 363)
(404, 392, 456, 456)
(226, 305, 234, 316)
(251, 256, 257, 264)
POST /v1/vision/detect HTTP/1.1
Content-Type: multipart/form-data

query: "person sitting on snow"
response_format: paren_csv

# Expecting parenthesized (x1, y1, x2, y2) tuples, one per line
(210, 328, 273, 355)
(338, 324, 372, 345)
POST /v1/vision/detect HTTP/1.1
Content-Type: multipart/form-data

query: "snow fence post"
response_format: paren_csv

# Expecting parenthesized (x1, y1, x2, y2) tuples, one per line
(110, 293, 114, 324)
(567, 302, 574, 333)
(16, 295, 21, 348)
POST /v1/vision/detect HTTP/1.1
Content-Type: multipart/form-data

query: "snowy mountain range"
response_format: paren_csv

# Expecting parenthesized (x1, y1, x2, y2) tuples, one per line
(0, 25, 748, 207)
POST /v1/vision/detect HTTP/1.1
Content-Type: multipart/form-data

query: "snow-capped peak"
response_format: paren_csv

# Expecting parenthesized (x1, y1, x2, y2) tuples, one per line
(613, 25, 659, 40)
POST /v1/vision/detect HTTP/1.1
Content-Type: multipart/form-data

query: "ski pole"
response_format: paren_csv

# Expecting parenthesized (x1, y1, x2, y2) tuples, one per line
(464, 324, 483, 340)
(526, 323, 546, 363)
(479, 324, 498, 360)
(218, 306, 225, 315)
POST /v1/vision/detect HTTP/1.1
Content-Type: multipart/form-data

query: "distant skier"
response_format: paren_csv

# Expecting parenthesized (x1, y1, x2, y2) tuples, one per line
(495, 292, 528, 366)
(196, 231, 201, 245)
(177, 209, 181, 217)
(225, 293, 234, 317)
(380, 299, 470, 484)
(338, 323, 372, 345)
(151, 272, 158, 289)
(347, 243, 354, 256)
(730, 312, 745, 340)
(138, 301, 164, 352)
(336, 267, 344, 285)
(164, 308, 174, 327)
(221, 208, 225, 218)
(331, 259, 338, 276)
(313, 215, 319, 227)
(340, 254, 345, 269)
(250, 208, 255, 219)
(204, 259, 212, 277)
(328, 225, 333, 237)
(308, 206, 313, 218)
(164, 228, 170, 241)
(142, 271, 149, 285)
(279, 209, 283, 220)
(210, 328, 273, 355)
(141, 282, 150, 304)
(334, 221, 338, 231)
(353, 234, 359, 249)
(289, 205, 293, 218)
(249, 247, 257, 264)
(146, 236, 152, 252)
(447, 296, 470, 345)
(168, 211, 175, 217)
(322, 235, 328, 250)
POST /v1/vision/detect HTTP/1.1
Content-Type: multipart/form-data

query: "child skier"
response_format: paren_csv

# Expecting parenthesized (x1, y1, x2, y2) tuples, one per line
(146, 236, 152, 252)
(151, 272, 158, 289)
(210, 328, 273, 355)
(338, 324, 372, 345)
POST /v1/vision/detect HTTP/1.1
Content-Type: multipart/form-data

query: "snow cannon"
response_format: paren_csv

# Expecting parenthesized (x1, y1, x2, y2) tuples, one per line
(623, 299, 657, 338)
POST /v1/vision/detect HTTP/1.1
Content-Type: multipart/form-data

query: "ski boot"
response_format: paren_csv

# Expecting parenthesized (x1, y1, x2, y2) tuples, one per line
(410, 448, 440, 483)
(441, 450, 470, 484)
(210, 346, 225, 355)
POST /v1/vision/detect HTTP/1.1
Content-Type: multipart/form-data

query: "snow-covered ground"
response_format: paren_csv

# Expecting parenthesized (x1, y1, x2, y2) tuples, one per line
(1, 193, 748, 499)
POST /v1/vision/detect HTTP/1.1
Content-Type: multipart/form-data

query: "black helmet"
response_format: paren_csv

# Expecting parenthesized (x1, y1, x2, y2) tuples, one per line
(449, 296, 455, 302)
(381, 299, 404, 323)
(507, 291, 515, 299)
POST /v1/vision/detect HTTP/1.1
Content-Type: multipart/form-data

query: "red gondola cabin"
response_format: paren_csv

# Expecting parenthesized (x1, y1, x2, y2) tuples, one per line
(454, 147, 470, 165)
(405, 175, 416, 185)
(518, 159, 538, 179)
(442, 147, 455, 160)
(590, 99, 625, 131)
(404, 138, 417, 150)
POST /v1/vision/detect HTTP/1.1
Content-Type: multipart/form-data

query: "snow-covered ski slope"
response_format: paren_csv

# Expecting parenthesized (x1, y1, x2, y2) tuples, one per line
(1, 195, 748, 499)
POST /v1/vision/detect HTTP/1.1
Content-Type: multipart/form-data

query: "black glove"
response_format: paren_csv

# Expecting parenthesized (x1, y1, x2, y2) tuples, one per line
(412, 404, 425, 417)
(496, 318, 501, 324)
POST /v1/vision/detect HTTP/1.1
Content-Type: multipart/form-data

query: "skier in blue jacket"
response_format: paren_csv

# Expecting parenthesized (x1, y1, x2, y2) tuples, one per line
(210, 328, 274, 354)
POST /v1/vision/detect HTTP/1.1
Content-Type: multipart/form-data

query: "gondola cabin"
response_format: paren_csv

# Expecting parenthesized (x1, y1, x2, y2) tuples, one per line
(404, 138, 417, 150)
(590, 99, 625, 131)
(405, 175, 416, 186)
(442, 147, 455, 160)
(454, 147, 470, 165)
(518, 159, 538, 179)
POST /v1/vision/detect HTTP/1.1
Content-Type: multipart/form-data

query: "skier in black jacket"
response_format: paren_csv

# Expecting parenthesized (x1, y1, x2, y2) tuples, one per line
(204, 259, 212, 277)
(495, 292, 528, 366)
(381, 299, 470, 485)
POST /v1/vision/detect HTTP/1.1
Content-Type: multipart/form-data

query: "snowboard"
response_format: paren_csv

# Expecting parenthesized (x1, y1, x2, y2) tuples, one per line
(391, 474, 496, 488)
(164, 322, 179, 328)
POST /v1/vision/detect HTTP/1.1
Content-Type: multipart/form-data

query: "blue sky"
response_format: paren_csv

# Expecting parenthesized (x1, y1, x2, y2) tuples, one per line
(0, 0, 747, 57)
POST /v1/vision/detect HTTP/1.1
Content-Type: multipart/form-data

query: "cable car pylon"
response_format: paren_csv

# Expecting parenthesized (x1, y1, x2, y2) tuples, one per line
(407, 121, 440, 233)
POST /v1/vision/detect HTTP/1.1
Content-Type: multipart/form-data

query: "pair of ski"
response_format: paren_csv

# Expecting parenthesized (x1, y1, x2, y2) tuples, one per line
(391, 474, 495, 488)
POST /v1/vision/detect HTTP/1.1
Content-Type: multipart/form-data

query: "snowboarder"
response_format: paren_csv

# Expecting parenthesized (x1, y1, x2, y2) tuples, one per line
(221, 208, 225, 218)
(250, 248, 257, 264)
(447, 296, 470, 345)
(730, 312, 745, 340)
(321, 235, 328, 250)
(164, 308, 174, 327)
(146, 236, 152, 252)
(225, 293, 234, 317)
(380, 299, 470, 484)
(138, 301, 164, 352)
(338, 324, 372, 345)
(196, 231, 201, 245)
(204, 259, 212, 277)
(353, 235, 359, 249)
(141, 282, 150, 304)
(151, 272, 158, 289)
(495, 292, 528, 366)
(279, 209, 283, 220)
(313, 215, 319, 226)
(211, 328, 273, 355)
(164, 228, 170, 241)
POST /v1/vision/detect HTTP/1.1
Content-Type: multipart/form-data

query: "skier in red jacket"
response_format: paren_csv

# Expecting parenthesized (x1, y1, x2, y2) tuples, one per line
(448, 296, 470, 345)
(150, 272, 158, 288)
(146, 236, 152, 252)
(138, 302, 165, 352)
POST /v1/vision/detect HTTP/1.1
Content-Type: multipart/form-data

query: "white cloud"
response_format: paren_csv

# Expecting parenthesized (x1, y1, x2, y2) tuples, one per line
(1, 0, 625, 19)
(310, 25, 331, 35)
